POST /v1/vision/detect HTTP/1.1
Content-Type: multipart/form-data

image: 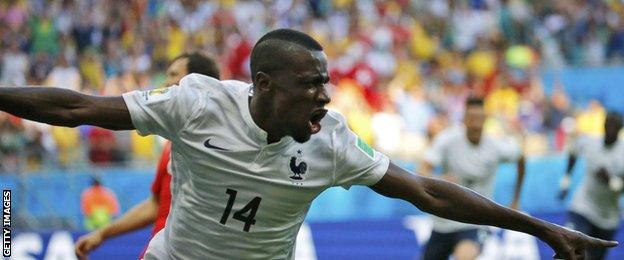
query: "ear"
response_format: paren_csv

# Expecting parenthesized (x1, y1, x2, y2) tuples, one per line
(254, 72, 272, 92)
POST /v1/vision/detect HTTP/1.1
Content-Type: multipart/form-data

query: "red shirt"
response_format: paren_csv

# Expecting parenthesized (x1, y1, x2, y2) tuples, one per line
(150, 142, 172, 237)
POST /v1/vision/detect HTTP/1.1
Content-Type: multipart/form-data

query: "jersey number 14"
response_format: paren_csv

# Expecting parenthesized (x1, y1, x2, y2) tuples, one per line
(219, 188, 262, 232)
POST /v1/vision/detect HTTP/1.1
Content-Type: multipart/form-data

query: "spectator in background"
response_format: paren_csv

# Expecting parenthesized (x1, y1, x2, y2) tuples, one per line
(87, 127, 126, 167)
(1, 0, 623, 172)
(28, 52, 54, 84)
(45, 54, 82, 92)
(576, 100, 607, 137)
(0, 113, 25, 173)
(1, 39, 29, 85)
(371, 97, 405, 157)
(80, 177, 120, 231)
(29, 10, 59, 55)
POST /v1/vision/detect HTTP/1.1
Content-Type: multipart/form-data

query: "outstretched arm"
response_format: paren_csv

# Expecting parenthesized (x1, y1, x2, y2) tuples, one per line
(0, 86, 134, 130)
(558, 153, 577, 200)
(510, 155, 526, 209)
(75, 196, 159, 259)
(370, 162, 617, 260)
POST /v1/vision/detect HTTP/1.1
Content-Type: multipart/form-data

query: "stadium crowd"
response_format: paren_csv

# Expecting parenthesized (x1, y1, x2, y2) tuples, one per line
(0, 0, 623, 173)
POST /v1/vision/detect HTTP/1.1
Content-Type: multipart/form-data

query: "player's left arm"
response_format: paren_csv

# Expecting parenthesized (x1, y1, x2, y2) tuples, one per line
(370, 162, 617, 260)
(497, 132, 525, 210)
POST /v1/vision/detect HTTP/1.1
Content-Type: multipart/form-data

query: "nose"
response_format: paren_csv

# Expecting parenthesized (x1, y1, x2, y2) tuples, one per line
(317, 86, 331, 105)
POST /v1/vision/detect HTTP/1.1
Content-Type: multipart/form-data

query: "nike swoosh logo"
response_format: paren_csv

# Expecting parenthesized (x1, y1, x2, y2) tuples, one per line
(204, 138, 230, 151)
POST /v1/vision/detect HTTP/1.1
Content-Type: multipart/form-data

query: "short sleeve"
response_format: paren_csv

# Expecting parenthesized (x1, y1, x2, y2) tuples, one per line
(496, 137, 521, 162)
(332, 113, 390, 189)
(122, 75, 205, 139)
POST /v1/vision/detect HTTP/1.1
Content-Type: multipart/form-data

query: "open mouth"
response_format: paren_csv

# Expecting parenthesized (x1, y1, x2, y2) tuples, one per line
(309, 109, 328, 134)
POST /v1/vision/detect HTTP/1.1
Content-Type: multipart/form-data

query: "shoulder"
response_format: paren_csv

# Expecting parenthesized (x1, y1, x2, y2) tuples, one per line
(322, 109, 349, 134)
(178, 73, 245, 94)
(305, 110, 350, 152)
(433, 125, 463, 145)
(615, 139, 624, 151)
(576, 135, 600, 148)
(178, 74, 249, 106)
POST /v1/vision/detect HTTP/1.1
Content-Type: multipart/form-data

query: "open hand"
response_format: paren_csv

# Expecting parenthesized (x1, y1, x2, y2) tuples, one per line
(545, 224, 618, 260)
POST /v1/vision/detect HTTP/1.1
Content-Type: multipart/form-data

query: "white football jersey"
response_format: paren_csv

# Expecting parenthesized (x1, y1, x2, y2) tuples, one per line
(569, 136, 624, 230)
(122, 74, 389, 259)
(423, 126, 521, 232)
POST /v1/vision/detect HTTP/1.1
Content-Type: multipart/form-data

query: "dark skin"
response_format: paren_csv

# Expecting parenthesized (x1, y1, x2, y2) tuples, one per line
(250, 47, 331, 143)
(465, 105, 485, 145)
(0, 45, 617, 260)
(560, 114, 624, 199)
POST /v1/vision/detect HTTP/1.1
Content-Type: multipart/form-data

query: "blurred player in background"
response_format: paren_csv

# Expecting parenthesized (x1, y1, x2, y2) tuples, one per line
(0, 29, 616, 260)
(74, 52, 220, 259)
(559, 111, 624, 260)
(420, 97, 526, 260)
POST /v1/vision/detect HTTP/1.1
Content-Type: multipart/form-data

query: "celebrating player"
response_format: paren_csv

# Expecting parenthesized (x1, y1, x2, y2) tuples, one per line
(0, 29, 616, 260)
(74, 52, 220, 259)
(420, 97, 526, 260)
(559, 111, 624, 260)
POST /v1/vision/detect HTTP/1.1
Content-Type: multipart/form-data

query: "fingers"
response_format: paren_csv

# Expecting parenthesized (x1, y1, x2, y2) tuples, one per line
(75, 236, 96, 259)
(576, 249, 585, 260)
(554, 246, 577, 260)
(75, 238, 87, 258)
(587, 237, 619, 248)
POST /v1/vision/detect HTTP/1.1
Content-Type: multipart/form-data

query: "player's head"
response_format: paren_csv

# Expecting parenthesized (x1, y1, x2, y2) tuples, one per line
(604, 111, 623, 145)
(91, 177, 101, 187)
(164, 52, 220, 87)
(464, 97, 486, 144)
(250, 28, 331, 143)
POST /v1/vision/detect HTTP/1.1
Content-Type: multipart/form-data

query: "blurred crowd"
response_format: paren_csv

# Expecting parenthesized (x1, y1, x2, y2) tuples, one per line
(0, 0, 623, 173)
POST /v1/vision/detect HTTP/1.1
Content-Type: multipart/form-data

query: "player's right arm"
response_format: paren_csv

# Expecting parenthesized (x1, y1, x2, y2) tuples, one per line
(559, 134, 582, 200)
(0, 86, 134, 130)
(558, 153, 577, 200)
(75, 196, 159, 259)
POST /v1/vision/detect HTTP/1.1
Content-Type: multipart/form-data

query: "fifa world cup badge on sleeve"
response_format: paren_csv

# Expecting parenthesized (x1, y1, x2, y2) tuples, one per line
(2, 189, 10, 257)
(356, 137, 375, 159)
(142, 87, 172, 102)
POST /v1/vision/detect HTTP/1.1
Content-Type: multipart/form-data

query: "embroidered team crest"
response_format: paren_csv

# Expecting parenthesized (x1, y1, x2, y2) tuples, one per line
(289, 149, 307, 180)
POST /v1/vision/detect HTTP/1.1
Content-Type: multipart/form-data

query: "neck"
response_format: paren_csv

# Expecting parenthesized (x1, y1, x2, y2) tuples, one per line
(604, 137, 617, 148)
(249, 95, 284, 144)
(468, 138, 481, 146)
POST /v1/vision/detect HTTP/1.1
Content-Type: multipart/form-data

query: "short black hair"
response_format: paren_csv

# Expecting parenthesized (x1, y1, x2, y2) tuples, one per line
(172, 52, 220, 79)
(466, 97, 484, 107)
(250, 29, 323, 81)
